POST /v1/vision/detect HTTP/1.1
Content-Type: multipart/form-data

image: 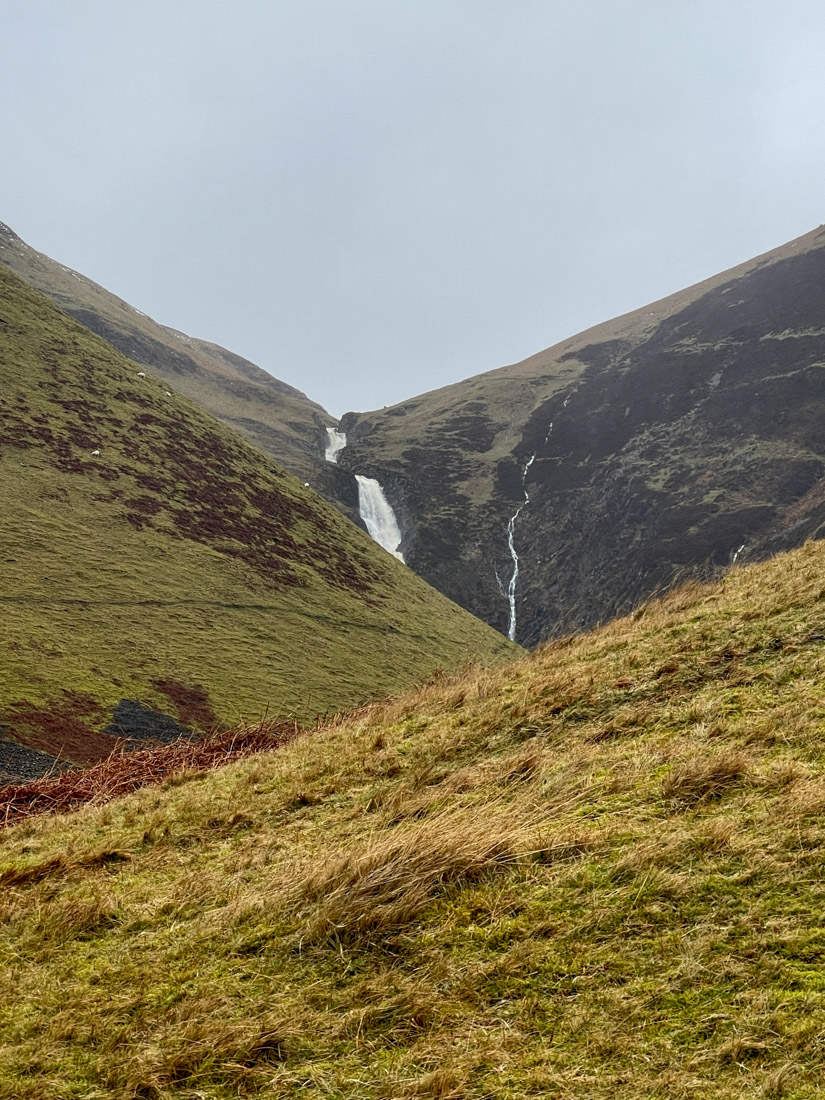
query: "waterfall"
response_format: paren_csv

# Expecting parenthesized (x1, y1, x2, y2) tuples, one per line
(356, 476, 405, 561)
(501, 455, 535, 642)
(323, 427, 405, 563)
(325, 427, 347, 463)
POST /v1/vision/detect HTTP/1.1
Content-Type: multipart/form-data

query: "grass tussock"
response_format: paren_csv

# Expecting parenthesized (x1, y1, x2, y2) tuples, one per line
(117, 1014, 293, 1098)
(291, 809, 528, 944)
(661, 749, 751, 805)
(6, 540, 825, 1095)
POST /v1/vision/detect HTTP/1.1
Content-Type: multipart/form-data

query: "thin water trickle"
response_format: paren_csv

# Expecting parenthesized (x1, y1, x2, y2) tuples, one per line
(501, 455, 535, 642)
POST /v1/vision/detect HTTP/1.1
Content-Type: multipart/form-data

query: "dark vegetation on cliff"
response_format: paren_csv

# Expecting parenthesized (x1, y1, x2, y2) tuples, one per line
(342, 226, 825, 645)
(0, 264, 513, 779)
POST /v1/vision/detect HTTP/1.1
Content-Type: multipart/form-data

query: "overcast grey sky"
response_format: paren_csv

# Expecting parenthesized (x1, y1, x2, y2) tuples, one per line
(4, 1, 825, 416)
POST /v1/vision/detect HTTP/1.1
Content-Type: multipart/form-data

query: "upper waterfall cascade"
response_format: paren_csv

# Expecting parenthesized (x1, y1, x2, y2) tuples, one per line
(324, 427, 347, 463)
(324, 428, 405, 563)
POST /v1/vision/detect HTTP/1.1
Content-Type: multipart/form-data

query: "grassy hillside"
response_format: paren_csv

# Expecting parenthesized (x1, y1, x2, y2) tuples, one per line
(4, 538, 825, 1096)
(0, 221, 360, 519)
(342, 225, 825, 644)
(0, 264, 513, 776)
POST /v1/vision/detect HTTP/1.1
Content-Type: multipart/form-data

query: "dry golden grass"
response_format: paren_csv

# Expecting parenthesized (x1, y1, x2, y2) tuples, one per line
(660, 749, 751, 805)
(5, 540, 825, 1096)
(290, 808, 529, 944)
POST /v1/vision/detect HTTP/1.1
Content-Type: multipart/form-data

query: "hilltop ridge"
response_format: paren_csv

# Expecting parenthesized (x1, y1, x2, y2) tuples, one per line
(0, 221, 362, 523)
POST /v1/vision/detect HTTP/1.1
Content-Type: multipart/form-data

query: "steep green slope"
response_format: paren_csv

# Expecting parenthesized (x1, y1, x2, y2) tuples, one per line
(0, 221, 360, 521)
(4, 539, 825, 1096)
(0, 265, 514, 777)
(342, 225, 825, 645)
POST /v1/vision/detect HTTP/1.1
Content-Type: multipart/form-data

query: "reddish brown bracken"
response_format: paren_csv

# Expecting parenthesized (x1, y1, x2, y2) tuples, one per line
(0, 721, 304, 830)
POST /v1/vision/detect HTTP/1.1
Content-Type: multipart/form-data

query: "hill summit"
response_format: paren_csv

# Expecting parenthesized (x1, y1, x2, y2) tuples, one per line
(0, 219, 362, 520)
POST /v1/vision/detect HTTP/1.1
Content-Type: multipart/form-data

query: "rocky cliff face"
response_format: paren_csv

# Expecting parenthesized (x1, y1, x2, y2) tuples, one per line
(341, 226, 825, 645)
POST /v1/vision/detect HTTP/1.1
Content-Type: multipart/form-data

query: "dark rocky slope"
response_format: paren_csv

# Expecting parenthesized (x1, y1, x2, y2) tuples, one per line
(341, 226, 825, 644)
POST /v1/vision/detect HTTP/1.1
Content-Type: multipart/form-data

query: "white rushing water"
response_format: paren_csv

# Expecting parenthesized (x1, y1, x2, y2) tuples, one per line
(502, 455, 535, 642)
(325, 427, 348, 463)
(324, 427, 405, 562)
(356, 475, 405, 561)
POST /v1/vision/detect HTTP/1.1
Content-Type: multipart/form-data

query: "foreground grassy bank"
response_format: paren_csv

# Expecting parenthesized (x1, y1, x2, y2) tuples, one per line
(4, 539, 825, 1097)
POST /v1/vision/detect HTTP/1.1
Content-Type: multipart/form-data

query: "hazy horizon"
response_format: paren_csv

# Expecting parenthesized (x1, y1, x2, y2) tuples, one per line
(5, 1, 825, 416)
